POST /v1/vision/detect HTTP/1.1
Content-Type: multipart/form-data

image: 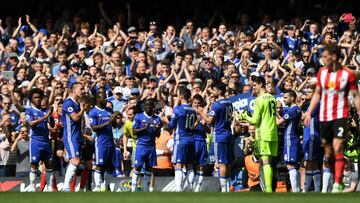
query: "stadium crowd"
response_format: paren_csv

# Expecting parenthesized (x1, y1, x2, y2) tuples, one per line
(0, 1, 360, 193)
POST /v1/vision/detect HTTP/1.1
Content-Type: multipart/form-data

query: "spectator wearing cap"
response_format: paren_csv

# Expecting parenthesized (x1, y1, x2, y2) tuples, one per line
(126, 26, 142, 50)
(18, 80, 30, 95)
(108, 86, 126, 112)
(68, 61, 81, 86)
(129, 88, 144, 114)
(7, 52, 18, 70)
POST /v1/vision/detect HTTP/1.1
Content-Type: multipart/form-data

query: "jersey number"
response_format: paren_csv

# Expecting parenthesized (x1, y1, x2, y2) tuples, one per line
(225, 106, 233, 122)
(337, 127, 344, 137)
(185, 114, 196, 129)
(268, 100, 276, 117)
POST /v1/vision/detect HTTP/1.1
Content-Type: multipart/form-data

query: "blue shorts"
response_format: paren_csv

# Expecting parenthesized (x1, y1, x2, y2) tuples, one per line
(194, 140, 208, 166)
(114, 147, 123, 168)
(29, 139, 53, 164)
(302, 132, 320, 161)
(283, 139, 300, 164)
(134, 146, 157, 168)
(172, 142, 195, 164)
(95, 143, 115, 167)
(214, 142, 233, 164)
(64, 138, 82, 159)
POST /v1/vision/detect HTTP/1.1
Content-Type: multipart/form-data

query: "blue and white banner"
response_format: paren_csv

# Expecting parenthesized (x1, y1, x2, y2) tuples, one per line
(229, 92, 283, 112)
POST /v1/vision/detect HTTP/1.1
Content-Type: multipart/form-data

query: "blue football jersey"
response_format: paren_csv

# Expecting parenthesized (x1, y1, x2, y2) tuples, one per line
(61, 97, 83, 142)
(168, 104, 197, 144)
(133, 112, 162, 147)
(282, 105, 302, 141)
(303, 104, 320, 138)
(209, 99, 233, 142)
(193, 119, 207, 142)
(25, 106, 50, 142)
(89, 106, 114, 146)
(282, 36, 299, 56)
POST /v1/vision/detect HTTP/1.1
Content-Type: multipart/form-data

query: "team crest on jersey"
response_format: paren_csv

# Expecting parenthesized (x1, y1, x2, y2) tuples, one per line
(26, 115, 30, 120)
(32, 156, 36, 160)
(284, 114, 289, 119)
(327, 81, 336, 89)
(68, 107, 74, 112)
(89, 118, 93, 123)
(99, 159, 103, 163)
(209, 110, 215, 116)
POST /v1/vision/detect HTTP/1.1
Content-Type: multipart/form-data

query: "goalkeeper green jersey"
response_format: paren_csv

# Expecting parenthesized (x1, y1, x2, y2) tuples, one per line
(244, 93, 278, 141)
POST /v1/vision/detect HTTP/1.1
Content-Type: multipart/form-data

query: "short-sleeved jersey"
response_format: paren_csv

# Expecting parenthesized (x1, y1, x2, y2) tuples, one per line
(317, 67, 357, 121)
(282, 105, 302, 140)
(61, 97, 83, 142)
(209, 99, 233, 142)
(168, 104, 196, 144)
(25, 106, 49, 142)
(89, 106, 114, 146)
(133, 112, 162, 147)
(245, 93, 278, 141)
(124, 120, 136, 149)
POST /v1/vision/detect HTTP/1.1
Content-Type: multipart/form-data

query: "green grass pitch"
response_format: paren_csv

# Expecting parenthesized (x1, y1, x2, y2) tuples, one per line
(1, 192, 360, 203)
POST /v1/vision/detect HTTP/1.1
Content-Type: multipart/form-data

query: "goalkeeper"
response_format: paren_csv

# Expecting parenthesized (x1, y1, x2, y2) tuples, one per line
(238, 76, 278, 193)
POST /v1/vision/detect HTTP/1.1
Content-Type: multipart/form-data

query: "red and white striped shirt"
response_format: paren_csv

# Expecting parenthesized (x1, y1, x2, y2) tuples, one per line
(317, 66, 357, 122)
